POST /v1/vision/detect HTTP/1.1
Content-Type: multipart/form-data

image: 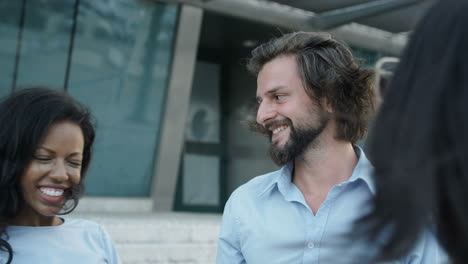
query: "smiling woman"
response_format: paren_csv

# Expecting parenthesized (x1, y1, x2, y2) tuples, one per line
(14, 121, 84, 226)
(0, 88, 120, 264)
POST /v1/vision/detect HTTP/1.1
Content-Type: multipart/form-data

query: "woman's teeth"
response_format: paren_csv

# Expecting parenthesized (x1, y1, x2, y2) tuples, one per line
(39, 188, 64, 197)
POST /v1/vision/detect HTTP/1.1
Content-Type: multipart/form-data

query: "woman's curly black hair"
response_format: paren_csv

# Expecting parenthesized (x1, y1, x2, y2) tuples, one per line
(0, 87, 95, 264)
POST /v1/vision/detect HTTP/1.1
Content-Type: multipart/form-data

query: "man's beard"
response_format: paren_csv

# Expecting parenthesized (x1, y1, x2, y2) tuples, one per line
(268, 115, 329, 166)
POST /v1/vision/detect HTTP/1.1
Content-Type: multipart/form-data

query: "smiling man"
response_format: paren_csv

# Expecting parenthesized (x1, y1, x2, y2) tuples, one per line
(216, 32, 440, 263)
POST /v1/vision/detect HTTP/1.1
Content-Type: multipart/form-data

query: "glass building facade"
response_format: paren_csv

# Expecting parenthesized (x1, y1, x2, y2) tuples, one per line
(1, 0, 388, 211)
(0, 0, 179, 196)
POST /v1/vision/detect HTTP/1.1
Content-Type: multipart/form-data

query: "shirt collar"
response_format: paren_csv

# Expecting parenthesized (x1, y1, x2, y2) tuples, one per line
(257, 162, 293, 198)
(258, 146, 375, 198)
(347, 146, 375, 195)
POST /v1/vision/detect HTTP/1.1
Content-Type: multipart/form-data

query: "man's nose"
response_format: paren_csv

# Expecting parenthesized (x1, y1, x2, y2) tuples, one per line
(256, 101, 276, 125)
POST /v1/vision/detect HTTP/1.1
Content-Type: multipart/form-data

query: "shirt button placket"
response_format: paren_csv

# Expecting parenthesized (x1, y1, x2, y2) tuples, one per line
(304, 207, 316, 263)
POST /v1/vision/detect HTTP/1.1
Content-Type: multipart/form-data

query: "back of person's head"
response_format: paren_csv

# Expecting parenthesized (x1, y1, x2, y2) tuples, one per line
(247, 31, 375, 144)
(358, 0, 468, 263)
(0, 87, 95, 263)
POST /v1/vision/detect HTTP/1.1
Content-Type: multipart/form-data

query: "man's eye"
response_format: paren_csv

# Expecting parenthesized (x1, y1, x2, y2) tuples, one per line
(275, 95, 285, 100)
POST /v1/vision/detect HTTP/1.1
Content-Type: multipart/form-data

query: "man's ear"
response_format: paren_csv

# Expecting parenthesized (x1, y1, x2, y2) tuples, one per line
(321, 98, 334, 113)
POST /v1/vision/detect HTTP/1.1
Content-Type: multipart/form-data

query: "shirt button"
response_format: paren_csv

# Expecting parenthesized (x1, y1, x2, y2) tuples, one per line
(307, 242, 315, 248)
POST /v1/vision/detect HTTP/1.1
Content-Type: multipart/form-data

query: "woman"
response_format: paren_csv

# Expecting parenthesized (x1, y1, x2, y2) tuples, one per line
(0, 88, 120, 263)
(356, 0, 468, 263)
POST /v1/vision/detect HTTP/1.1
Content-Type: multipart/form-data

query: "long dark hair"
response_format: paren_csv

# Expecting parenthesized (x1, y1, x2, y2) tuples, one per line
(0, 87, 95, 264)
(355, 0, 468, 263)
(247, 32, 375, 144)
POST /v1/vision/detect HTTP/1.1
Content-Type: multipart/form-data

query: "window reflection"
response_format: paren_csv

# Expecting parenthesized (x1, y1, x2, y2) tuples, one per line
(68, 0, 178, 196)
(0, 0, 179, 196)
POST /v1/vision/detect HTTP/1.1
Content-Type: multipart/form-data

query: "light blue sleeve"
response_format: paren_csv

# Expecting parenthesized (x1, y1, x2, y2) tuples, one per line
(403, 230, 448, 264)
(216, 196, 246, 264)
(98, 224, 122, 264)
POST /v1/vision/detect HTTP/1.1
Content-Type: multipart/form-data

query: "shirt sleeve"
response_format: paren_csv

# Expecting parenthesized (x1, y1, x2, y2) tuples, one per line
(216, 195, 246, 264)
(98, 224, 122, 264)
(403, 230, 448, 264)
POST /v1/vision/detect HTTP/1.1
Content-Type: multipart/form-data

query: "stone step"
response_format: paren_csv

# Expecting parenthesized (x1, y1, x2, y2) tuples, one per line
(68, 212, 221, 264)
(117, 243, 216, 264)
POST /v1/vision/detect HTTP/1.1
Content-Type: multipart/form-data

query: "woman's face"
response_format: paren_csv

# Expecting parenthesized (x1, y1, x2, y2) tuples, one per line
(18, 120, 84, 224)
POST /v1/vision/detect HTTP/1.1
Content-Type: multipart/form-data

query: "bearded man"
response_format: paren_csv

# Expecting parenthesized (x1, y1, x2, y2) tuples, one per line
(216, 32, 441, 264)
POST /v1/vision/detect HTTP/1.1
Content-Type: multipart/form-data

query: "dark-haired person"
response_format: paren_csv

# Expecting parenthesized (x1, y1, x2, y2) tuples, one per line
(216, 32, 440, 263)
(355, 0, 468, 263)
(0, 88, 120, 264)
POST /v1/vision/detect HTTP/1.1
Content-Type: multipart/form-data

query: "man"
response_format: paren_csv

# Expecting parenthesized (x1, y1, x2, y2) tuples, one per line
(216, 32, 440, 263)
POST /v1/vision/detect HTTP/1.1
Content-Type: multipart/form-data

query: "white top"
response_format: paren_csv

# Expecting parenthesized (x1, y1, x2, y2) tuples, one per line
(0, 218, 121, 264)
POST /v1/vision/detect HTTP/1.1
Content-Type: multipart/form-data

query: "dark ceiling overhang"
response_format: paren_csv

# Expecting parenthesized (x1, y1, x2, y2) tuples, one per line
(267, 0, 435, 33)
(156, 0, 436, 55)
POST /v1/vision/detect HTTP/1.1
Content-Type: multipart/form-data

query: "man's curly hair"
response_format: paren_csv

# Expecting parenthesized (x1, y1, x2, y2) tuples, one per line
(247, 32, 375, 144)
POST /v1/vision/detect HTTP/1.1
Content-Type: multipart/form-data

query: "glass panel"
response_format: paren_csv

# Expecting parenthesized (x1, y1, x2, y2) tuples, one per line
(68, 1, 178, 196)
(15, 0, 74, 89)
(183, 154, 220, 206)
(0, 1, 21, 96)
(178, 61, 221, 207)
(185, 61, 221, 143)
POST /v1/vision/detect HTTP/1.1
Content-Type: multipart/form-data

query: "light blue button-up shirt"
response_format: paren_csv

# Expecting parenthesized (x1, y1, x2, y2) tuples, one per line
(217, 148, 442, 264)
